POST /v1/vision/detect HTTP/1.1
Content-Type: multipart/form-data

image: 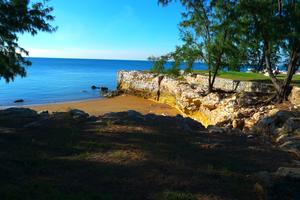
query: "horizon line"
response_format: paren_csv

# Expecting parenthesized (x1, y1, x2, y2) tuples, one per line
(25, 56, 204, 64)
(25, 56, 151, 62)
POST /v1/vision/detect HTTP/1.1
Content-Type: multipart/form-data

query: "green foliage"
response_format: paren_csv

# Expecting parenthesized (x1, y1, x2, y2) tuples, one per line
(236, 0, 300, 100)
(158, 0, 300, 98)
(166, 62, 180, 77)
(236, 0, 290, 70)
(148, 54, 181, 76)
(148, 56, 167, 74)
(0, 0, 56, 82)
(157, 0, 247, 92)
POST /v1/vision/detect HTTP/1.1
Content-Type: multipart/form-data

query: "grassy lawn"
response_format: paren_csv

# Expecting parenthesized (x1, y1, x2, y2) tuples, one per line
(0, 110, 299, 199)
(193, 70, 300, 86)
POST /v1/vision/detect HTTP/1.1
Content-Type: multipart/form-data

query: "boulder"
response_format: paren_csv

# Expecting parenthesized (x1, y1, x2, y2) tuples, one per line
(102, 90, 119, 98)
(37, 110, 50, 120)
(289, 86, 300, 107)
(232, 119, 245, 130)
(100, 87, 109, 93)
(91, 85, 99, 90)
(37, 110, 49, 115)
(275, 167, 300, 179)
(252, 110, 298, 135)
(14, 99, 24, 103)
(282, 117, 300, 133)
(0, 108, 38, 128)
(69, 109, 89, 121)
(207, 125, 228, 134)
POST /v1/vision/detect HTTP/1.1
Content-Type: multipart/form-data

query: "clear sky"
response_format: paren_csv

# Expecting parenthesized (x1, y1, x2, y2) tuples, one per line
(18, 0, 184, 60)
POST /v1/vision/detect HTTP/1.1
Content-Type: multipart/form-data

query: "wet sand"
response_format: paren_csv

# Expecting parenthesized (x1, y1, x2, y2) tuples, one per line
(28, 95, 181, 117)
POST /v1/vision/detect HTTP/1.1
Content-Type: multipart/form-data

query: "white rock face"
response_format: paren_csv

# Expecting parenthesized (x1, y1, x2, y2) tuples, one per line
(117, 70, 160, 99)
(117, 70, 300, 158)
(117, 71, 298, 129)
(289, 86, 300, 107)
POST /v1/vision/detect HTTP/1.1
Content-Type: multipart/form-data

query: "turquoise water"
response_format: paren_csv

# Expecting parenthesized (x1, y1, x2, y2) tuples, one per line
(0, 58, 207, 106)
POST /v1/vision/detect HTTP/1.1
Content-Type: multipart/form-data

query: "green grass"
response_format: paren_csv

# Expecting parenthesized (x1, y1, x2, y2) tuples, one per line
(193, 70, 300, 86)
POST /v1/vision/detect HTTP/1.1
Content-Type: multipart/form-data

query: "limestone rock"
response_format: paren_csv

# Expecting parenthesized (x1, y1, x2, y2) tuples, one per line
(236, 92, 261, 106)
(117, 70, 160, 99)
(289, 86, 300, 107)
(232, 119, 245, 130)
(117, 71, 295, 131)
(201, 93, 222, 110)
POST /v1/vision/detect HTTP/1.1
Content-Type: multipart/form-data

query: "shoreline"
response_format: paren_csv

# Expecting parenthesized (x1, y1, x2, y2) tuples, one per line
(0, 97, 104, 109)
(25, 94, 181, 117)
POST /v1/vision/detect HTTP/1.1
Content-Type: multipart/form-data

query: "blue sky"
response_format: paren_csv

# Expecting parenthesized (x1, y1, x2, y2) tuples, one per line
(19, 0, 184, 60)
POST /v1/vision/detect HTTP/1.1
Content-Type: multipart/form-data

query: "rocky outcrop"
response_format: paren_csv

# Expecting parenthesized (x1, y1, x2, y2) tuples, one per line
(117, 71, 161, 99)
(253, 110, 300, 159)
(117, 71, 278, 128)
(117, 70, 300, 159)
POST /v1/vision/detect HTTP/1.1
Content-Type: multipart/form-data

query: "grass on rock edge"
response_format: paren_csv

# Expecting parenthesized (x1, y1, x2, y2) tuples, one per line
(193, 70, 300, 86)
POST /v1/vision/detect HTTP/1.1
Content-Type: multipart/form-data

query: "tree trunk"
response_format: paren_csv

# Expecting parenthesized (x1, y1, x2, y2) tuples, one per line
(264, 41, 284, 102)
(264, 41, 299, 102)
(258, 50, 265, 72)
(211, 67, 219, 89)
(279, 52, 299, 101)
(208, 63, 213, 93)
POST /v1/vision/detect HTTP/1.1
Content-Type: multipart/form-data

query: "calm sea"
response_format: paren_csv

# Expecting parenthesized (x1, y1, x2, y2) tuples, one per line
(0, 57, 207, 106)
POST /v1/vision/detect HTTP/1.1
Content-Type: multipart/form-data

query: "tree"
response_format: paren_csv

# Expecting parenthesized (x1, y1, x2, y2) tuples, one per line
(238, 0, 300, 102)
(148, 55, 167, 74)
(158, 0, 245, 93)
(0, 0, 55, 82)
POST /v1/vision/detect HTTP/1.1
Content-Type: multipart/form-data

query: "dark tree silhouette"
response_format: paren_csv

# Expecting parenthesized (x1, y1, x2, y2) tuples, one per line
(0, 0, 56, 82)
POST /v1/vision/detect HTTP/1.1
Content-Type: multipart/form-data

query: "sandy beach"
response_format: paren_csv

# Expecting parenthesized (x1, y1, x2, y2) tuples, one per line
(28, 95, 181, 117)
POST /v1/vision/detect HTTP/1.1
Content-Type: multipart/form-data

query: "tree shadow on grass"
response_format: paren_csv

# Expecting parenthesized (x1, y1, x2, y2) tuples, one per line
(0, 110, 298, 200)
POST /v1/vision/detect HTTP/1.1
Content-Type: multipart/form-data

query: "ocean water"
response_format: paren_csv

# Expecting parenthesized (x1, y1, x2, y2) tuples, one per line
(0, 58, 207, 106)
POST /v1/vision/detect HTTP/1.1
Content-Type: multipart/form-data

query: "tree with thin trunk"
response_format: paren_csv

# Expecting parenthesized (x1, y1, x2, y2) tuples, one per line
(157, 0, 245, 93)
(238, 0, 300, 102)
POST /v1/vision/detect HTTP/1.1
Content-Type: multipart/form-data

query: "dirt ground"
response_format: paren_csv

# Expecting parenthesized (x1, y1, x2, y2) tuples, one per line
(0, 109, 299, 200)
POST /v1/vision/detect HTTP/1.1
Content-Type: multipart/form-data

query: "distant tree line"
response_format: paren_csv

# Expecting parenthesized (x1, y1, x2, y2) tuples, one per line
(151, 0, 300, 102)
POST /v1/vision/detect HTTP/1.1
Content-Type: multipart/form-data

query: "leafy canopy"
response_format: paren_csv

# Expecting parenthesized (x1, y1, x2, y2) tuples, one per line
(153, 0, 246, 78)
(0, 0, 56, 82)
